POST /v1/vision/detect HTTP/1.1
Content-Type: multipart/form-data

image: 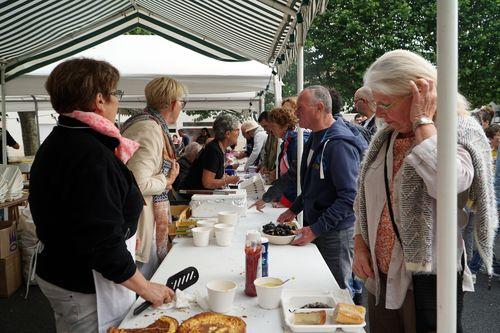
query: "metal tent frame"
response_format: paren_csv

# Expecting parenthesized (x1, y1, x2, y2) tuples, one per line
(0, 1, 461, 331)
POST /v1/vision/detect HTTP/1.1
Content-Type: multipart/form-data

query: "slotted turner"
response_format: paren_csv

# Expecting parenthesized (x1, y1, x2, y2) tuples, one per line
(133, 266, 199, 315)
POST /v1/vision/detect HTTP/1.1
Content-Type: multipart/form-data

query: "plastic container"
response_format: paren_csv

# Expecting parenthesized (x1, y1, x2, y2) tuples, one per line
(244, 230, 262, 297)
(261, 237, 269, 277)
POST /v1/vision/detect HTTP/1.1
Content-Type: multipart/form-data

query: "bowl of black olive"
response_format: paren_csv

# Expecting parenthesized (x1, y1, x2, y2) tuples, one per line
(261, 221, 297, 245)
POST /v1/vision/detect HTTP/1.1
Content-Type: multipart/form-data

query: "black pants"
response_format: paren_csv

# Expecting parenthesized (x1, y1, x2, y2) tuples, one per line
(413, 273, 464, 333)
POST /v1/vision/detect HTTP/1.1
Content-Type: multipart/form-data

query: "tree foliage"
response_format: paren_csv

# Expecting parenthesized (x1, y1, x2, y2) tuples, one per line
(185, 110, 252, 122)
(282, 0, 499, 109)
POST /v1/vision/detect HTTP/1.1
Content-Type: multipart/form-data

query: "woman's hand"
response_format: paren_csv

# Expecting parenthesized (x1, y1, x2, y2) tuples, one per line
(352, 235, 374, 280)
(409, 78, 437, 124)
(121, 270, 174, 307)
(170, 161, 180, 179)
(140, 281, 175, 307)
(165, 161, 179, 187)
(249, 199, 266, 212)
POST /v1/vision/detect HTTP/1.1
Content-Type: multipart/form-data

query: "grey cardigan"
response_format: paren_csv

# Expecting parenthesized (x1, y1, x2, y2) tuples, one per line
(356, 116, 498, 275)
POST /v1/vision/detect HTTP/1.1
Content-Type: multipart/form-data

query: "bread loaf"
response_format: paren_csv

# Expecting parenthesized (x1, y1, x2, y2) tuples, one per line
(333, 303, 365, 325)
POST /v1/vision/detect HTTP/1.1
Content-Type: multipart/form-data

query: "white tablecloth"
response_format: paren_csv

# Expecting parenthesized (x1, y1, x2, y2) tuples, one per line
(119, 204, 363, 332)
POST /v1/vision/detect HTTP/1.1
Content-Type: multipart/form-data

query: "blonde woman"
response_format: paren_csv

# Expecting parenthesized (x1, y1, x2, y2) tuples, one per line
(121, 77, 185, 279)
(353, 50, 497, 332)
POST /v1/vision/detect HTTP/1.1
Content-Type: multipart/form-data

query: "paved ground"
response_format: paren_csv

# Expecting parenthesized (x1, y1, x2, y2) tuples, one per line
(1, 273, 499, 332)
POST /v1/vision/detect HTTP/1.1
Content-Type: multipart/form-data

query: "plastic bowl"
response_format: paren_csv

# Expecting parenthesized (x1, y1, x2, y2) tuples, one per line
(261, 230, 295, 245)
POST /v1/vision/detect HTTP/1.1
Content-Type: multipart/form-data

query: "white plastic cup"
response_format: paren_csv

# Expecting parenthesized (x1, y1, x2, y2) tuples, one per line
(218, 211, 238, 225)
(254, 277, 284, 309)
(192, 227, 211, 247)
(197, 220, 217, 238)
(206, 280, 237, 313)
(214, 223, 235, 247)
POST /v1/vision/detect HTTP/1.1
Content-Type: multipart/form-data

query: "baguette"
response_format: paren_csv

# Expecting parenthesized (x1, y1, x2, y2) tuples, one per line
(333, 303, 365, 325)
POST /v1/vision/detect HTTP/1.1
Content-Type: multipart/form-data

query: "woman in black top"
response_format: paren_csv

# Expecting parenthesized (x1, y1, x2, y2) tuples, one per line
(29, 58, 174, 333)
(184, 114, 240, 190)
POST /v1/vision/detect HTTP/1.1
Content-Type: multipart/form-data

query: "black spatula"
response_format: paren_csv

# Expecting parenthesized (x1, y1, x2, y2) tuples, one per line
(133, 266, 199, 316)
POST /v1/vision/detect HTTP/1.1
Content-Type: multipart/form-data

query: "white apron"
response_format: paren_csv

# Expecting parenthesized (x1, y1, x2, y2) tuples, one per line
(92, 235, 137, 333)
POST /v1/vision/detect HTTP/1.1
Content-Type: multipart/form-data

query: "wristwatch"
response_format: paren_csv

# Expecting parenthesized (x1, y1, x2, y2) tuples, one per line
(412, 116, 434, 131)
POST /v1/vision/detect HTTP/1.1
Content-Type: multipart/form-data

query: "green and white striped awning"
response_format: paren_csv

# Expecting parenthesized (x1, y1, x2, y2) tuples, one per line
(0, 0, 328, 82)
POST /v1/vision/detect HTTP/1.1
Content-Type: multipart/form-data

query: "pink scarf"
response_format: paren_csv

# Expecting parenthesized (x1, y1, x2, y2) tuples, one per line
(65, 111, 139, 163)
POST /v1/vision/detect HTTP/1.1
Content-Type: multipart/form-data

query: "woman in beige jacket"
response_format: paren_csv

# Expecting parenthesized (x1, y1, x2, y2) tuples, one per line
(121, 77, 185, 279)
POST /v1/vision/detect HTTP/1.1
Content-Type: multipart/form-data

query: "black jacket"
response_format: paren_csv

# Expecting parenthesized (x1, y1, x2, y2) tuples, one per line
(29, 116, 143, 294)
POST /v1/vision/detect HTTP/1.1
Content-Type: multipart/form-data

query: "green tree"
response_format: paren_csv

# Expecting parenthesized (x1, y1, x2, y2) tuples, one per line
(282, 0, 498, 109)
(185, 110, 251, 122)
(126, 27, 153, 35)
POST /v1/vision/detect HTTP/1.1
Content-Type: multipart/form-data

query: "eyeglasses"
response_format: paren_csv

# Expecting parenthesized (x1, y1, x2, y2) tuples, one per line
(177, 99, 187, 109)
(373, 93, 411, 111)
(110, 89, 124, 100)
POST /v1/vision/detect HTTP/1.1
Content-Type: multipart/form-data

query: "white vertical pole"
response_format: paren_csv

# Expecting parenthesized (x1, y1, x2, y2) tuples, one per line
(437, 1, 458, 332)
(259, 95, 265, 115)
(1, 64, 7, 165)
(296, 36, 304, 227)
(273, 75, 282, 107)
(274, 74, 283, 180)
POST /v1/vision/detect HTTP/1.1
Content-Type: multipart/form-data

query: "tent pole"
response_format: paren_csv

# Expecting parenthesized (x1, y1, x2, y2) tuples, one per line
(274, 73, 284, 180)
(31, 95, 41, 146)
(273, 75, 282, 107)
(1, 64, 7, 165)
(259, 94, 265, 115)
(437, 1, 458, 332)
(296, 31, 304, 227)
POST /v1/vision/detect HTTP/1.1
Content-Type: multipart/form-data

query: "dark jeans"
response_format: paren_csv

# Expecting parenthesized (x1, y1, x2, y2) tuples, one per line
(413, 273, 464, 333)
(313, 226, 354, 290)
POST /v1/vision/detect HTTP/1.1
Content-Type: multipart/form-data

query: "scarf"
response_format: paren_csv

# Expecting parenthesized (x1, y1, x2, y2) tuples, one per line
(356, 116, 498, 274)
(64, 110, 139, 163)
(121, 108, 176, 260)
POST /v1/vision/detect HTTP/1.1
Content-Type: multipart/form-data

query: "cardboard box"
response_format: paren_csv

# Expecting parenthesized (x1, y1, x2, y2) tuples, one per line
(171, 205, 191, 221)
(0, 221, 18, 259)
(0, 250, 22, 298)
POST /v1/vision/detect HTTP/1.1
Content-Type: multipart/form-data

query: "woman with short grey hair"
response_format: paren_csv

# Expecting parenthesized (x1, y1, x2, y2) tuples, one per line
(213, 114, 240, 141)
(183, 114, 240, 191)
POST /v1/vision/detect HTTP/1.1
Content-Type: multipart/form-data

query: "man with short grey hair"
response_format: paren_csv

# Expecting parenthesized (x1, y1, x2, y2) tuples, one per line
(354, 86, 377, 139)
(278, 85, 367, 291)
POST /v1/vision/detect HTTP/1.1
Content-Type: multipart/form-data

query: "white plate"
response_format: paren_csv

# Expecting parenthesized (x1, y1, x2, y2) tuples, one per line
(282, 290, 366, 332)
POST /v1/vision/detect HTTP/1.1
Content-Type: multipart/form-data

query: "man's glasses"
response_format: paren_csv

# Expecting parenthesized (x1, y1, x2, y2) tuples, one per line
(110, 89, 124, 100)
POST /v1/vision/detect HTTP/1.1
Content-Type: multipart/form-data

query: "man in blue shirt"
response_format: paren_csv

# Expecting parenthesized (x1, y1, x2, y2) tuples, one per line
(277, 86, 367, 290)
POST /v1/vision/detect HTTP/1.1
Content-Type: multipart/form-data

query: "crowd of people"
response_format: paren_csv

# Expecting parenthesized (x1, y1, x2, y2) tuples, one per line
(26, 49, 499, 333)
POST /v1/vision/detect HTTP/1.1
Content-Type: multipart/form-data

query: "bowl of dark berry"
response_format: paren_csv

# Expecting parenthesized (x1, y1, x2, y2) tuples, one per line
(261, 222, 297, 245)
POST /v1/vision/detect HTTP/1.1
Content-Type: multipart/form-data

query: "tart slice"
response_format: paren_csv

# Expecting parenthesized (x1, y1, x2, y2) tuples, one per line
(107, 315, 178, 333)
(177, 312, 246, 333)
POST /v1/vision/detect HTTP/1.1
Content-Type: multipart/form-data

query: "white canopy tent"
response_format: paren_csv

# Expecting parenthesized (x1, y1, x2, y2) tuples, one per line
(6, 35, 273, 112)
(0, 1, 464, 331)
